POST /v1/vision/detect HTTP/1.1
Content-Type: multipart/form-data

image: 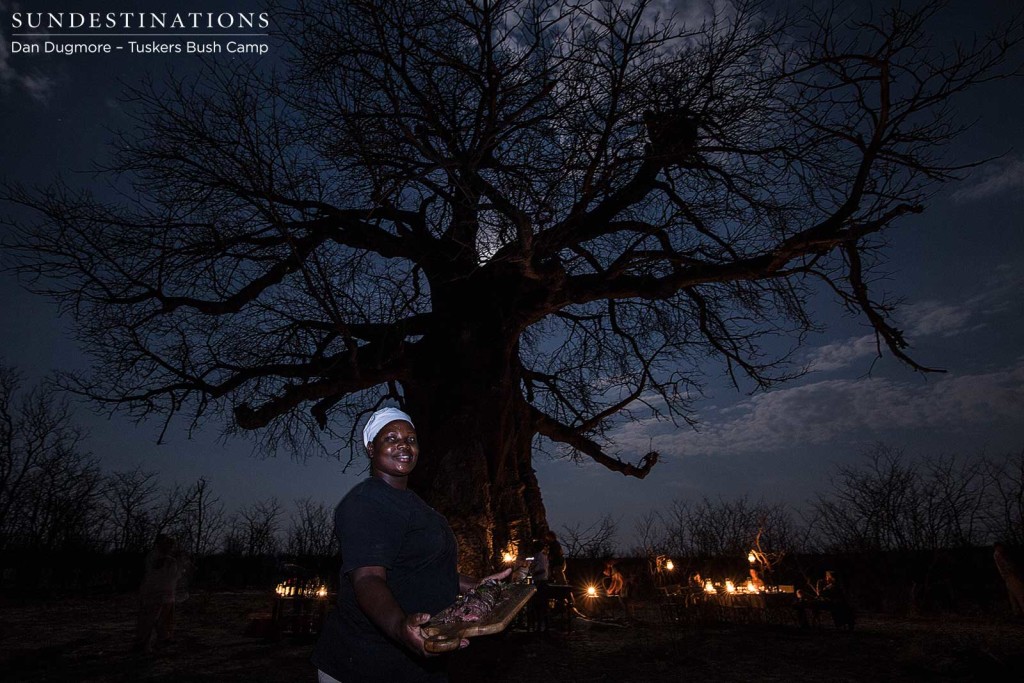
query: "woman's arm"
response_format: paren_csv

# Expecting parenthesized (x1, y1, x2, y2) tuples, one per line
(350, 566, 431, 656)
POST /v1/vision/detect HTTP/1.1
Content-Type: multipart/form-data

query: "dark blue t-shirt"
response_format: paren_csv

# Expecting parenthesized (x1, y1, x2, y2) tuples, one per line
(312, 477, 459, 682)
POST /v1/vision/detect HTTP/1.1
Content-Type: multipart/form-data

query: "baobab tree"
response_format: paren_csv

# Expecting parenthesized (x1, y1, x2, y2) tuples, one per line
(4, 0, 1020, 572)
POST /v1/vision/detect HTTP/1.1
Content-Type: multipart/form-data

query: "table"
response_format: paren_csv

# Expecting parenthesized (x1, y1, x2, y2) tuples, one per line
(270, 594, 333, 636)
(702, 590, 796, 624)
(578, 592, 630, 620)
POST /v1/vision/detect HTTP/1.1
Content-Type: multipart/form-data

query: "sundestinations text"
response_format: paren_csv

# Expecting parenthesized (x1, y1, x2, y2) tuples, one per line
(10, 12, 270, 30)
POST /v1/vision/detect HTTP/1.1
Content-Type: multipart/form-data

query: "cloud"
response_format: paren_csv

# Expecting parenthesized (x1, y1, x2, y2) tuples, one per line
(802, 265, 1024, 374)
(0, 2, 55, 102)
(611, 360, 1024, 458)
(901, 300, 973, 338)
(951, 156, 1024, 203)
(899, 263, 1024, 339)
(805, 334, 878, 372)
(801, 301, 972, 374)
(964, 262, 1024, 317)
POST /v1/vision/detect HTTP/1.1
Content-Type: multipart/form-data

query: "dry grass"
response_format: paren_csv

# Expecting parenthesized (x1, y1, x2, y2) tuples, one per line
(2, 591, 1023, 682)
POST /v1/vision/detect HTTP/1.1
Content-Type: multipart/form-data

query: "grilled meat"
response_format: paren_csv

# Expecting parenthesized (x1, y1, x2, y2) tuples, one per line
(432, 579, 509, 624)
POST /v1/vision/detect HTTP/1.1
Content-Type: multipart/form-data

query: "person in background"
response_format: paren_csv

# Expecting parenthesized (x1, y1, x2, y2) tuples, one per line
(544, 530, 567, 584)
(527, 540, 550, 632)
(793, 588, 814, 629)
(680, 571, 704, 607)
(813, 570, 855, 629)
(135, 534, 187, 652)
(604, 560, 625, 597)
(749, 567, 766, 591)
(311, 407, 510, 683)
(993, 543, 1024, 617)
(817, 570, 845, 605)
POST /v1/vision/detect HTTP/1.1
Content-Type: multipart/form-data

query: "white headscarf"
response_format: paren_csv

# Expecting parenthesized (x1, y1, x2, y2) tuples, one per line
(362, 407, 415, 448)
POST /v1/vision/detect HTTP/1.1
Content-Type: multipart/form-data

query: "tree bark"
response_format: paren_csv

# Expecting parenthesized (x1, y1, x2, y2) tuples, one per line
(404, 308, 548, 576)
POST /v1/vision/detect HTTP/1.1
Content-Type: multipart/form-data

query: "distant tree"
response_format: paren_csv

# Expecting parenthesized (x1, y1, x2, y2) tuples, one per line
(286, 497, 336, 557)
(630, 509, 671, 579)
(809, 445, 914, 552)
(986, 450, 1024, 546)
(917, 454, 990, 549)
(177, 477, 227, 558)
(630, 509, 667, 558)
(230, 497, 284, 557)
(222, 520, 245, 557)
(0, 363, 100, 552)
(662, 495, 794, 559)
(18, 446, 103, 553)
(808, 444, 996, 552)
(5, 0, 1021, 570)
(561, 514, 619, 559)
(100, 468, 160, 553)
(148, 482, 200, 540)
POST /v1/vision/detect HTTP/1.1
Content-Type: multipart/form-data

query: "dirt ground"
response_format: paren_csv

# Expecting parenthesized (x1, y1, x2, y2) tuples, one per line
(2, 590, 1023, 682)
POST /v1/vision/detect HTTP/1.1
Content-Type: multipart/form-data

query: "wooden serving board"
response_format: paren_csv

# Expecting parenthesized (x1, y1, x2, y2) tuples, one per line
(423, 584, 536, 653)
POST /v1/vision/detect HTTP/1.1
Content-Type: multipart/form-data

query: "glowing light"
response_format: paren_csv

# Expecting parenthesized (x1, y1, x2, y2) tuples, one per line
(748, 551, 756, 563)
(704, 580, 716, 594)
(586, 585, 598, 597)
(745, 580, 758, 593)
(317, 585, 328, 598)
(725, 580, 736, 593)
(502, 552, 515, 564)
(665, 560, 674, 571)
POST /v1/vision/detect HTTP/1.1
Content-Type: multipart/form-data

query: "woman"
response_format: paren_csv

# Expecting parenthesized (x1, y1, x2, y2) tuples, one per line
(603, 560, 625, 597)
(748, 567, 765, 591)
(135, 534, 187, 652)
(312, 407, 509, 683)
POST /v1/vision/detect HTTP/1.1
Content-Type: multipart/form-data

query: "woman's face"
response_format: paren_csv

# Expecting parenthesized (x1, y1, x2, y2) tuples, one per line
(367, 419, 419, 485)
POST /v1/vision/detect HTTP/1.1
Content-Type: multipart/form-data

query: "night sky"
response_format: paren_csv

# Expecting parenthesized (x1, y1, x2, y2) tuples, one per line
(2, 0, 1023, 547)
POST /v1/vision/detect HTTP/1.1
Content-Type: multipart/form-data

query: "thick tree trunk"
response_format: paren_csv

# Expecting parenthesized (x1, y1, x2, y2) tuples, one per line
(404, 318, 548, 576)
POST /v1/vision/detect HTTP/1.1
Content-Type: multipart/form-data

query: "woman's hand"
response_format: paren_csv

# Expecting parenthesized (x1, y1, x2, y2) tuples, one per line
(406, 612, 472, 654)
(398, 612, 438, 656)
